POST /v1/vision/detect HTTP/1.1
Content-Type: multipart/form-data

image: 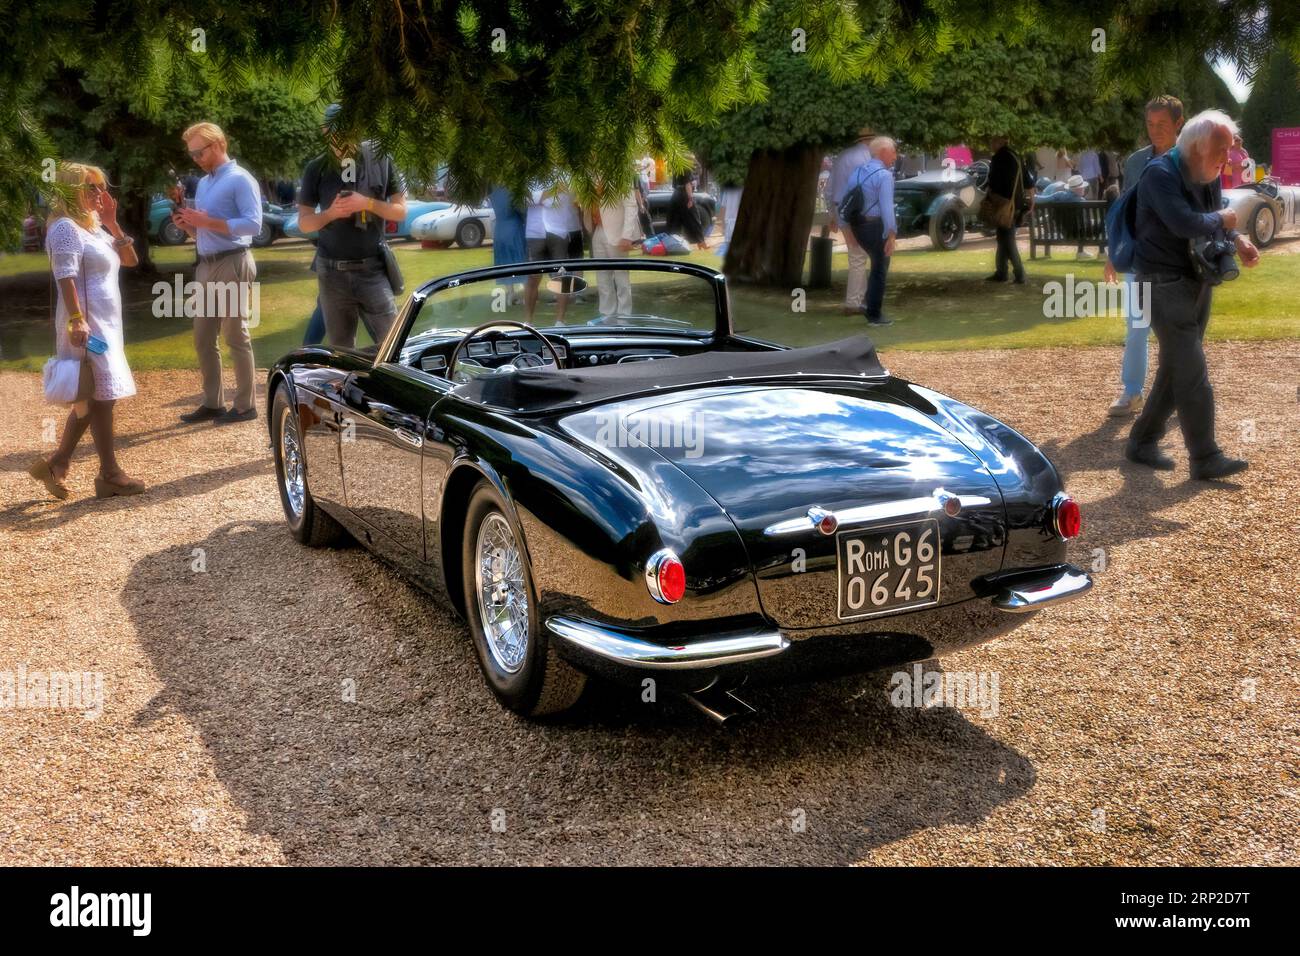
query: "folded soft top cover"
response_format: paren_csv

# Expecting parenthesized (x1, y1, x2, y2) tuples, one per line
(454, 334, 885, 412)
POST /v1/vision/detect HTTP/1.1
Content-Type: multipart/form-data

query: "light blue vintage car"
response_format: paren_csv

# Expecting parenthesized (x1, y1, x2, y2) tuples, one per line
(409, 202, 496, 247)
(149, 196, 289, 247)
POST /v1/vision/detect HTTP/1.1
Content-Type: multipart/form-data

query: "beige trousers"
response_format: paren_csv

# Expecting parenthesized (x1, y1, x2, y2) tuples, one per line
(193, 249, 256, 412)
(843, 228, 868, 310)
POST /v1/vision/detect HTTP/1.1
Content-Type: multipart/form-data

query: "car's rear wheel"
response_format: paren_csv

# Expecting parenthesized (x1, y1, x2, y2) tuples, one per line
(461, 482, 585, 717)
(251, 219, 275, 247)
(158, 221, 188, 246)
(455, 219, 485, 248)
(271, 386, 348, 547)
(1250, 203, 1276, 247)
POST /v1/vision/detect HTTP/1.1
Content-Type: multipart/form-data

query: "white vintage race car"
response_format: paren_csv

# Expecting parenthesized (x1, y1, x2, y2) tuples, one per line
(410, 202, 496, 248)
(1224, 179, 1300, 248)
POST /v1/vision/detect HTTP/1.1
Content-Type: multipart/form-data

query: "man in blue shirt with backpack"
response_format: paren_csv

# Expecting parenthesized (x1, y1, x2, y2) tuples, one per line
(841, 137, 898, 327)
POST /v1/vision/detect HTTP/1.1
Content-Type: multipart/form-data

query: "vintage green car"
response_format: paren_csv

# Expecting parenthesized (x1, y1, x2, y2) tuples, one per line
(893, 161, 990, 251)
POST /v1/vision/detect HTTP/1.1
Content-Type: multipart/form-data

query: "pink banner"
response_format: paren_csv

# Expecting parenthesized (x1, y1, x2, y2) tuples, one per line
(1272, 127, 1300, 185)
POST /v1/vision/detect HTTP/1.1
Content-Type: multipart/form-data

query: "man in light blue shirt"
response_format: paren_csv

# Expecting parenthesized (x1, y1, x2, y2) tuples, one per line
(172, 121, 262, 423)
(1103, 95, 1184, 419)
(844, 136, 898, 327)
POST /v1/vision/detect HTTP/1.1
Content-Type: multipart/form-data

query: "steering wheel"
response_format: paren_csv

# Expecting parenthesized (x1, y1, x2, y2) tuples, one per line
(448, 320, 563, 382)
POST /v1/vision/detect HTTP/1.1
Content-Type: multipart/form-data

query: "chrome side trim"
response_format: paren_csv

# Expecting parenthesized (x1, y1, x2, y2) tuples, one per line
(993, 568, 1093, 613)
(763, 490, 993, 536)
(545, 617, 789, 670)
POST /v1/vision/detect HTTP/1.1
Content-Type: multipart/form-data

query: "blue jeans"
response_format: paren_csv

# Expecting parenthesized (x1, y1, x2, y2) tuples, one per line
(848, 217, 891, 319)
(302, 299, 325, 346)
(1121, 272, 1150, 398)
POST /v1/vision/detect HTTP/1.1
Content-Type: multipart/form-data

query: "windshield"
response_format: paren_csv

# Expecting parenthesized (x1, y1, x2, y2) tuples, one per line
(403, 264, 721, 346)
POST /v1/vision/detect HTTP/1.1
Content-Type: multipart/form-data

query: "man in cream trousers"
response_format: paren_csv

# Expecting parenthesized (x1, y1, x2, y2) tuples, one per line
(172, 121, 262, 424)
(584, 183, 643, 318)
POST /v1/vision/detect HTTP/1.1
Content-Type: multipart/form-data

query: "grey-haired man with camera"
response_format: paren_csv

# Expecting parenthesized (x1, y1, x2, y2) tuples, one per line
(1125, 109, 1260, 482)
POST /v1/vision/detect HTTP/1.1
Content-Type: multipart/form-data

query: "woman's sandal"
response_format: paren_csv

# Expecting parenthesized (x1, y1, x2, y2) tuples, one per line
(27, 459, 70, 500)
(94, 472, 146, 498)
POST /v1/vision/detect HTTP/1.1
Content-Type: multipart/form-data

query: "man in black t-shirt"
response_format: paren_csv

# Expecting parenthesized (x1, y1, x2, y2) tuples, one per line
(297, 104, 407, 348)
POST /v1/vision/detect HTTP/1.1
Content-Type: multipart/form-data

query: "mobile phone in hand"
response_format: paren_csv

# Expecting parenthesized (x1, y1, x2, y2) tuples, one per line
(86, 335, 108, 355)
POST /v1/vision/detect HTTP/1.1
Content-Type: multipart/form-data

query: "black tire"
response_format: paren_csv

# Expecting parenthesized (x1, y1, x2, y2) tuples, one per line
(929, 204, 966, 251)
(158, 220, 188, 246)
(271, 386, 348, 548)
(461, 482, 586, 717)
(251, 219, 275, 247)
(1249, 203, 1276, 248)
(455, 219, 485, 248)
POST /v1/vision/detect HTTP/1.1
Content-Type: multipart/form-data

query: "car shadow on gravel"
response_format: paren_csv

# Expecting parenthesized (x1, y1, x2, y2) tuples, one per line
(1, 457, 272, 533)
(124, 520, 1036, 865)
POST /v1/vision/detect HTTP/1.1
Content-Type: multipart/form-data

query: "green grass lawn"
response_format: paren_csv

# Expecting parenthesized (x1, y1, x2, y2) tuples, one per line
(1, 237, 1297, 371)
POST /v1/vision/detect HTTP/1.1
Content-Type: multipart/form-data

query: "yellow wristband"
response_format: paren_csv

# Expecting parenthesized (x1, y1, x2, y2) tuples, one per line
(367, 198, 375, 212)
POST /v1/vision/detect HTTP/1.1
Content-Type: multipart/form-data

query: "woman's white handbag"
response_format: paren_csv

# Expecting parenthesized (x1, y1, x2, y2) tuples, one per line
(43, 348, 93, 415)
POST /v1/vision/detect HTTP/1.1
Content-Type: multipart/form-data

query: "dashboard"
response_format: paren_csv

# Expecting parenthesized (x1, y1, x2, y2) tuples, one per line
(406, 329, 717, 380)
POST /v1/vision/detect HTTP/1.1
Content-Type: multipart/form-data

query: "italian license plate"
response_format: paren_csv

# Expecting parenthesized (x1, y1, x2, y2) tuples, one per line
(837, 519, 941, 620)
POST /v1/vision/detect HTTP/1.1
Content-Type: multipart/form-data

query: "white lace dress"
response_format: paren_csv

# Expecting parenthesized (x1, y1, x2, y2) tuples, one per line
(45, 217, 136, 401)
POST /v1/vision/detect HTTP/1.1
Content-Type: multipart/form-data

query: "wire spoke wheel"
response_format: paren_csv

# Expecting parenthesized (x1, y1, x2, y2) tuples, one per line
(475, 512, 529, 674)
(279, 405, 305, 519)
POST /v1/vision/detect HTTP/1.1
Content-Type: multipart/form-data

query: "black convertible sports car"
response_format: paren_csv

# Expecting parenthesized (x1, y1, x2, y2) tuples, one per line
(268, 260, 1091, 721)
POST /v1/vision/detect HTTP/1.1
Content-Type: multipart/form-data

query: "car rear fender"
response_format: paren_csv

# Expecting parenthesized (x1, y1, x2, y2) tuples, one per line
(903, 382, 1068, 569)
(435, 406, 763, 634)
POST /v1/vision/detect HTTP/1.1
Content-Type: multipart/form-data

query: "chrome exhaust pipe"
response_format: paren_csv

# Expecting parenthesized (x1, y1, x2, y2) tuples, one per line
(683, 685, 757, 724)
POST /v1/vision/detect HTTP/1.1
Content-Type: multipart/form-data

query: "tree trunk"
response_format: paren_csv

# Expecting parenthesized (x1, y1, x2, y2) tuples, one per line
(120, 190, 158, 276)
(723, 144, 824, 287)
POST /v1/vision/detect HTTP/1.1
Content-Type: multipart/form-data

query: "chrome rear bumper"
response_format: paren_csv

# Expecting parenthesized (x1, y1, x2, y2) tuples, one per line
(990, 565, 1093, 613)
(545, 564, 1092, 687)
(545, 617, 789, 670)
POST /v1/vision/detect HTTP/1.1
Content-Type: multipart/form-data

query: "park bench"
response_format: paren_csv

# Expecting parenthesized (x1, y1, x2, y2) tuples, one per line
(1028, 200, 1110, 259)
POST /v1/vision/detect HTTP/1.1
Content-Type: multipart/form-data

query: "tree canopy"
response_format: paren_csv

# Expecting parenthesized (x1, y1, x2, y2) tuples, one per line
(1242, 45, 1300, 164)
(0, 0, 1297, 248)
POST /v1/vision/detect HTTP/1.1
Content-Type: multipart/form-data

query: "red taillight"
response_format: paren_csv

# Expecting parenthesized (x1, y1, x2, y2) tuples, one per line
(1053, 494, 1081, 540)
(385, 218, 398, 233)
(646, 549, 686, 604)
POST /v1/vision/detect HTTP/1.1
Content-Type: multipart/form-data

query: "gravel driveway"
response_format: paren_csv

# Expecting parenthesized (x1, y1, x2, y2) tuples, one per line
(1, 341, 1295, 865)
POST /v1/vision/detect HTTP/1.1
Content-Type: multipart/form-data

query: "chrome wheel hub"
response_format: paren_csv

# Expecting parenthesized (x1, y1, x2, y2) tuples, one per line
(279, 406, 305, 518)
(475, 512, 529, 673)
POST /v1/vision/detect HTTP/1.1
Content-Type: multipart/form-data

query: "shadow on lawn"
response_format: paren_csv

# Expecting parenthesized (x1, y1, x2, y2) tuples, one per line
(124, 518, 1036, 865)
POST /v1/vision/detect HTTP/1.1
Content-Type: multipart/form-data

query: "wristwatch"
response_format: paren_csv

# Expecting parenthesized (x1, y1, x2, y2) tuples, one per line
(113, 235, 134, 248)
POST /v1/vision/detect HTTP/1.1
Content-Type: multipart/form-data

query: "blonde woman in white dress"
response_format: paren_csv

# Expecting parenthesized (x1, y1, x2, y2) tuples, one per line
(27, 163, 145, 499)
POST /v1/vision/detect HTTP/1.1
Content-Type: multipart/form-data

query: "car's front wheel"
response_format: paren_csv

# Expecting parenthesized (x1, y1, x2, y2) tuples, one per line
(461, 482, 586, 717)
(271, 386, 348, 547)
(1250, 203, 1276, 247)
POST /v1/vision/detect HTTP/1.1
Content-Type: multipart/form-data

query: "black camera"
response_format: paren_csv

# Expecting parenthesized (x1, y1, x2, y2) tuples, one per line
(1190, 230, 1239, 286)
